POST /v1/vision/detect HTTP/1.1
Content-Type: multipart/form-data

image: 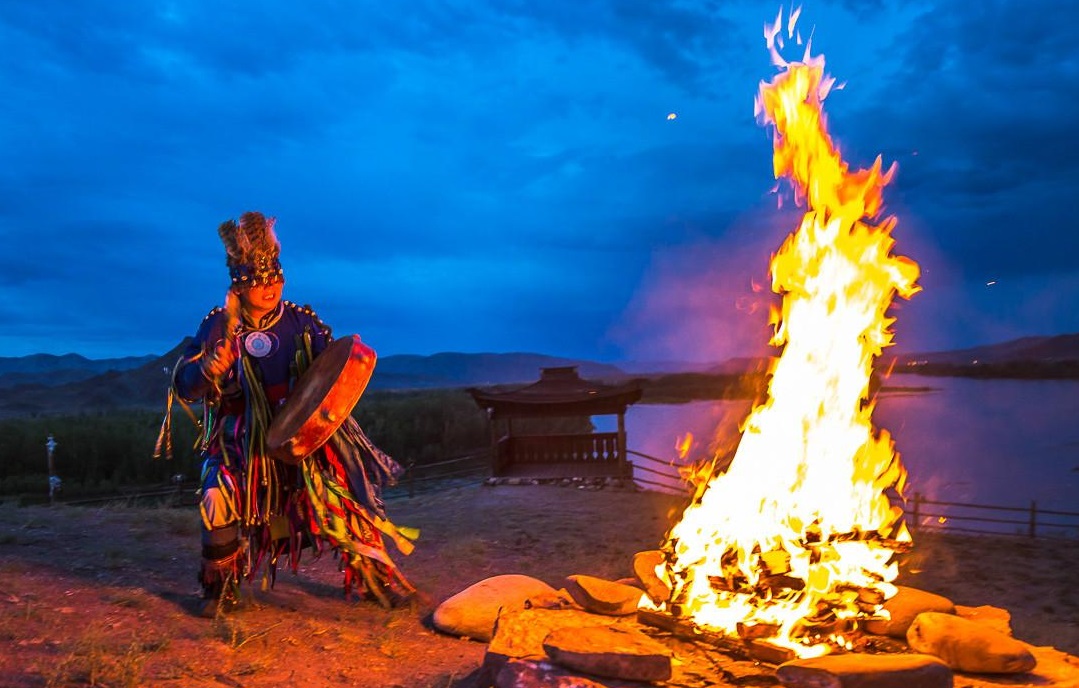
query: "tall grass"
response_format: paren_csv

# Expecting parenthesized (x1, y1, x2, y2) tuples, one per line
(0, 389, 492, 498)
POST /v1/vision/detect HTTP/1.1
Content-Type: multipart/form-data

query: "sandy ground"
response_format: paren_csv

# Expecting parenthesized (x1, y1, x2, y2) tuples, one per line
(1, 483, 1077, 687)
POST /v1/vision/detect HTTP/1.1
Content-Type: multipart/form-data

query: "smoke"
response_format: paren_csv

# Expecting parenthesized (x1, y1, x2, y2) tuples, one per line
(610, 208, 795, 364)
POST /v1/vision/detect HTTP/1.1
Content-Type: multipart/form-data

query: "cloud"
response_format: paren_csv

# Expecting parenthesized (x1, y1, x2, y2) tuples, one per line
(0, 0, 1077, 360)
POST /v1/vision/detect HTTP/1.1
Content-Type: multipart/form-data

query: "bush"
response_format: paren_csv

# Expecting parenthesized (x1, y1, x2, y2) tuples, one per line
(0, 389, 493, 495)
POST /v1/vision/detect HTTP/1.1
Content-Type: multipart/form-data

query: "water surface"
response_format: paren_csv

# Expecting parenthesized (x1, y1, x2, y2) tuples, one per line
(615, 377, 1079, 517)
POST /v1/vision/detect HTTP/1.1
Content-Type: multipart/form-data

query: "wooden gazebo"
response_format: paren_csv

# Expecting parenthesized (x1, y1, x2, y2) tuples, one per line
(469, 366, 643, 479)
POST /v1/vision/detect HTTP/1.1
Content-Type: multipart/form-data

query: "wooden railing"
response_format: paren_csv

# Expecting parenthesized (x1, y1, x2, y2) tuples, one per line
(386, 450, 491, 498)
(23, 450, 1076, 539)
(497, 432, 622, 466)
(909, 493, 1079, 538)
(625, 450, 1079, 539)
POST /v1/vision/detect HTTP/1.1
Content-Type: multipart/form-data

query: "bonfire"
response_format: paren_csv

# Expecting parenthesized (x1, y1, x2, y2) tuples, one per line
(654, 7, 921, 658)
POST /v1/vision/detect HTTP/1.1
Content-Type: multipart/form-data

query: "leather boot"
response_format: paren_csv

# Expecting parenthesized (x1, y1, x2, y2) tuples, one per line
(198, 554, 242, 618)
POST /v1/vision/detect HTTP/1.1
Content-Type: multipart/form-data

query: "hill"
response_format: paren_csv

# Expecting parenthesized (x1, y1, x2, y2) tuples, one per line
(1, 331, 1076, 418)
(0, 341, 630, 418)
(891, 333, 1079, 366)
(373, 352, 625, 389)
(886, 333, 1079, 379)
(0, 353, 156, 388)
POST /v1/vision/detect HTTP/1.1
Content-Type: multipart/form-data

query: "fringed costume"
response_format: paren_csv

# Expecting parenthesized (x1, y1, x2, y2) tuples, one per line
(163, 212, 415, 612)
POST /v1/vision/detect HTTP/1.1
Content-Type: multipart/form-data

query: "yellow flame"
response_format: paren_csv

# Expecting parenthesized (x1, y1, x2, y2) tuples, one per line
(676, 433, 694, 460)
(657, 8, 920, 657)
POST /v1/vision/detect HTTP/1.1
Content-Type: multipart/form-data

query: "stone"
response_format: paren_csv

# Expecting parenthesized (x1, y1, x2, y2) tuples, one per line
(955, 604, 1013, 637)
(563, 574, 644, 616)
(864, 586, 955, 637)
(495, 659, 634, 688)
(776, 653, 952, 688)
(543, 625, 673, 682)
(484, 607, 627, 679)
(526, 588, 578, 611)
(432, 574, 558, 642)
(907, 611, 1037, 674)
(632, 550, 671, 604)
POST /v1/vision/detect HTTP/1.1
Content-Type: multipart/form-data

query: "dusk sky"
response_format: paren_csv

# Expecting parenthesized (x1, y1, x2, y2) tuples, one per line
(2, 1, 1077, 364)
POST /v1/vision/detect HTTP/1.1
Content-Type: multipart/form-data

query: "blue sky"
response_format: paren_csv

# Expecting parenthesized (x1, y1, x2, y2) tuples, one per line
(1, 1, 1077, 363)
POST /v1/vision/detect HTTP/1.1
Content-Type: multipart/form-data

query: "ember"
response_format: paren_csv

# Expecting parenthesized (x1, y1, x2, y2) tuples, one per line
(651, 7, 921, 657)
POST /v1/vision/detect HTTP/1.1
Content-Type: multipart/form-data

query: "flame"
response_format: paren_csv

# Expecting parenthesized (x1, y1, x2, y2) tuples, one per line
(656, 9, 920, 657)
(676, 433, 694, 460)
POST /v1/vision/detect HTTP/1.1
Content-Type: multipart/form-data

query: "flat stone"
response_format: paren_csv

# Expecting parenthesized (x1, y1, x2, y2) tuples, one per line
(907, 611, 1037, 674)
(564, 574, 643, 616)
(433, 574, 558, 642)
(776, 653, 952, 688)
(495, 659, 639, 688)
(543, 625, 673, 682)
(632, 550, 671, 604)
(864, 586, 955, 637)
(484, 607, 627, 679)
(1026, 645, 1079, 686)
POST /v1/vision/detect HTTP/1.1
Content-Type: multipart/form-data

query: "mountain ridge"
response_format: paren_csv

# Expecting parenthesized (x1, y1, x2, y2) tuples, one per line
(0, 341, 633, 418)
(0, 332, 1076, 418)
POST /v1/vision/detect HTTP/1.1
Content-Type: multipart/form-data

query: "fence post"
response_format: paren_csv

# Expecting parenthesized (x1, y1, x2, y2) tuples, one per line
(1028, 500, 1037, 538)
(910, 492, 921, 533)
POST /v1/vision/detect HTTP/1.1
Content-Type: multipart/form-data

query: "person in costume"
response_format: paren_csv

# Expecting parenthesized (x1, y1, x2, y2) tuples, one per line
(166, 211, 415, 615)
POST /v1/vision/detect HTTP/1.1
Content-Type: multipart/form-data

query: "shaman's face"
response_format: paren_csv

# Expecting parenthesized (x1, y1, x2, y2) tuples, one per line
(237, 278, 283, 323)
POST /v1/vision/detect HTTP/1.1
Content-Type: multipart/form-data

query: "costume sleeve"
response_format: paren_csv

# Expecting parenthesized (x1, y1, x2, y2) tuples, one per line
(311, 315, 331, 358)
(172, 310, 233, 403)
(298, 302, 332, 359)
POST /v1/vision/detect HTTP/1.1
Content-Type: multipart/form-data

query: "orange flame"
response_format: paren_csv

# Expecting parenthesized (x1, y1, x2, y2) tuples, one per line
(676, 433, 694, 460)
(654, 9, 920, 657)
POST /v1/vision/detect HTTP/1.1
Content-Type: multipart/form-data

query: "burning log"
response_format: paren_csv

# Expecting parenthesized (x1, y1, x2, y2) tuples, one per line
(736, 621, 780, 640)
(637, 608, 796, 666)
(631, 550, 671, 604)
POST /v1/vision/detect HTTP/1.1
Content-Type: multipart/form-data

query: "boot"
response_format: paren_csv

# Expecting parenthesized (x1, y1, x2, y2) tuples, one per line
(198, 554, 243, 618)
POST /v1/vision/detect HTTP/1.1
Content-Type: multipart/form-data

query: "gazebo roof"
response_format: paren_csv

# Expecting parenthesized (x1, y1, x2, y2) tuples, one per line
(469, 366, 643, 418)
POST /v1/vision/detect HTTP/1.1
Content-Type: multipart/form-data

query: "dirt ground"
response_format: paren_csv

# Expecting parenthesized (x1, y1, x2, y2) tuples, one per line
(1, 483, 1077, 688)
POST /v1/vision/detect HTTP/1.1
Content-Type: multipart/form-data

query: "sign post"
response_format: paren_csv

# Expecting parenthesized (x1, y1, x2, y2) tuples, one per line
(46, 434, 59, 505)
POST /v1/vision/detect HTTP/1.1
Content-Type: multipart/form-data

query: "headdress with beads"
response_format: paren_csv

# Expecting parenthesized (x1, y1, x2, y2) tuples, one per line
(218, 211, 284, 286)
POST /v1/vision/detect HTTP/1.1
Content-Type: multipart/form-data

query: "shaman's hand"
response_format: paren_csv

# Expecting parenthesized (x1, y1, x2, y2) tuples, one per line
(200, 339, 238, 379)
(223, 289, 242, 337)
(200, 290, 243, 380)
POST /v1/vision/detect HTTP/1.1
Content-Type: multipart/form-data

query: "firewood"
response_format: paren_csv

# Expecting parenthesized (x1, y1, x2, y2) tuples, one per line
(636, 609, 796, 665)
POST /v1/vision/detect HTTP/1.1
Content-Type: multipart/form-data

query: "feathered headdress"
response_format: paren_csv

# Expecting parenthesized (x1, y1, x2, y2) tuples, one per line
(218, 211, 283, 285)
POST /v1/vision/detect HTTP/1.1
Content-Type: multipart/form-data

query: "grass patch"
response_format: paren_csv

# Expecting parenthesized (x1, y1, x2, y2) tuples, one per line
(44, 632, 158, 688)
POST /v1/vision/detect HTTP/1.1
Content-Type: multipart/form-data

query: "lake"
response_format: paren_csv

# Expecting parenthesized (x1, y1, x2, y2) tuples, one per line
(608, 377, 1079, 520)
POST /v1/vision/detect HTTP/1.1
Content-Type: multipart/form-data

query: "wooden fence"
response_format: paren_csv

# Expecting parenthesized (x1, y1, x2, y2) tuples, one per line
(626, 449, 1079, 539)
(14, 448, 1079, 540)
(908, 493, 1079, 538)
(8, 450, 494, 507)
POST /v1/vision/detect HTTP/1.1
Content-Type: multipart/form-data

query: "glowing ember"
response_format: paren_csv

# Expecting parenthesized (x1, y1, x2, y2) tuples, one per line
(653, 8, 921, 657)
